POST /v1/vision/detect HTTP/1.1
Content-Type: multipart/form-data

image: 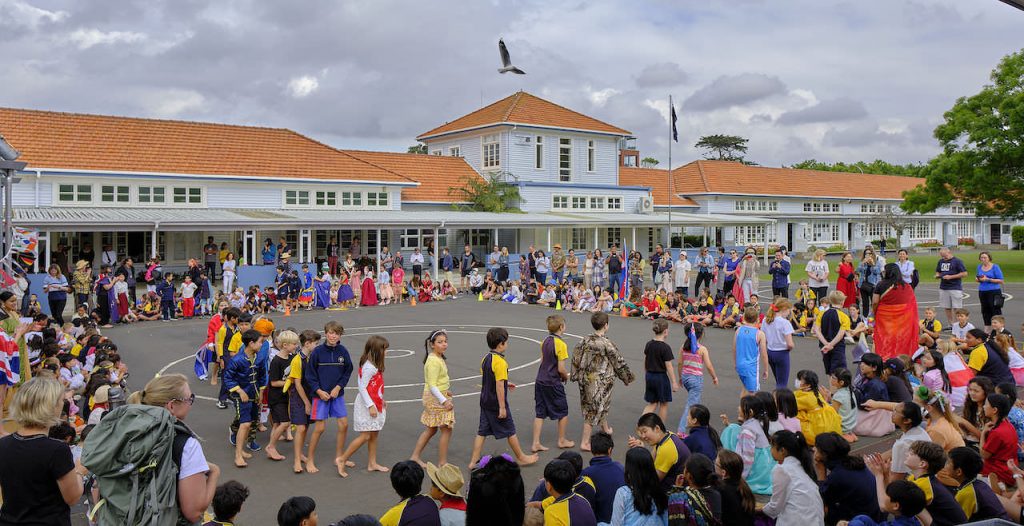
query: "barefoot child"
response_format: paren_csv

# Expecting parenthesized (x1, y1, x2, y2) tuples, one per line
(532, 315, 574, 453)
(642, 319, 679, 424)
(288, 330, 320, 474)
(266, 330, 299, 461)
(224, 329, 266, 468)
(410, 329, 455, 467)
(733, 307, 769, 397)
(304, 321, 354, 474)
(337, 335, 390, 477)
(468, 327, 540, 468)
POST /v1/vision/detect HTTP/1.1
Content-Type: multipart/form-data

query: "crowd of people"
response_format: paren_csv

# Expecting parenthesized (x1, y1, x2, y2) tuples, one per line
(3, 239, 1024, 526)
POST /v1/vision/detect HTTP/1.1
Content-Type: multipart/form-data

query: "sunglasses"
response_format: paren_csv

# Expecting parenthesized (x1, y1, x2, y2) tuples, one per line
(477, 453, 515, 469)
(171, 393, 196, 406)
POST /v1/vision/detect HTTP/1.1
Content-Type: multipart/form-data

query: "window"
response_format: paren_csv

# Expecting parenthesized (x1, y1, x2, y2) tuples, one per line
(865, 222, 892, 239)
(803, 202, 841, 213)
(316, 191, 337, 206)
(342, 191, 362, 207)
(559, 138, 572, 182)
(467, 229, 490, 248)
(448, 146, 461, 157)
(571, 196, 587, 209)
(400, 229, 447, 251)
(366, 230, 391, 255)
(552, 196, 568, 209)
(173, 187, 202, 204)
(587, 140, 595, 172)
(607, 197, 622, 210)
(811, 221, 841, 243)
(100, 185, 130, 203)
(535, 136, 543, 169)
(482, 134, 500, 168)
(571, 228, 588, 251)
(58, 184, 92, 203)
(285, 190, 310, 206)
(735, 225, 777, 245)
(623, 155, 637, 167)
(735, 200, 778, 212)
(860, 203, 892, 214)
(589, 196, 605, 210)
(606, 227, 621, 248)
(138, 186, 166, 204)
(956, 221, 974, 238)
(367, 191, 389, 207)
(909, 220, 935, 240)
(431, 150, 442, 156)
(951, 205, 975, 215)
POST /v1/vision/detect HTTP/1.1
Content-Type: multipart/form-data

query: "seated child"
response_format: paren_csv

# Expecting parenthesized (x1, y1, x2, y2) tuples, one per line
(794, 279, 815, 307)
(950, 309, 974, 351)
(843, 479, 926, 526)
(714, 295, 741, 328)
(919, 307, 943, 349)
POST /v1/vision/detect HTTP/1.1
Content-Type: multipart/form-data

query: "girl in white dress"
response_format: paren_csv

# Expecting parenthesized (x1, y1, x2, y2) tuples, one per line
(336, 335, 389, 477)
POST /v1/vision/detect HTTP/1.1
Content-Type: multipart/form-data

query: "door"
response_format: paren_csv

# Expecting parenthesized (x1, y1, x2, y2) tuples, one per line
(847, 222, 854, 249)
(786, 223, 794, 250)
(991, 223, 1002, 245)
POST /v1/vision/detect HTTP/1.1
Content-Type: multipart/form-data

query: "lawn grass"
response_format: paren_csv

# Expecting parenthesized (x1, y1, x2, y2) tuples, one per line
(760, 249, 1024, 284)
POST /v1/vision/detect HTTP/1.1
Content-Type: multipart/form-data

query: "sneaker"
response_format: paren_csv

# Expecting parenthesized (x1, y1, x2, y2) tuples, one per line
(216, 400, 228, 410)
(229, 428, 237, 446)
(246, 438, 262, 452)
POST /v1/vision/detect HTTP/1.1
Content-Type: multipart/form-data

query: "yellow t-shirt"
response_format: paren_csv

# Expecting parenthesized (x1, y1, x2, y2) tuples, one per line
(814, 307, 851, 331)
(920, 319, 943, 333)
(968, 343, 989, 372)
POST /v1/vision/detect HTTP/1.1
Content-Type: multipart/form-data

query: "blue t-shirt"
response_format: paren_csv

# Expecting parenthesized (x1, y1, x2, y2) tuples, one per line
(936, 257, 966, 290)
(977, 264, 1003, 292)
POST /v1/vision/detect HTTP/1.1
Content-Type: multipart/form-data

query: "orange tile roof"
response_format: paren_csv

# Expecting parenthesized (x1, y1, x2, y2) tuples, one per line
(0, 107, 415, 184)
(618, 167, 699, 207)
(417, 91, 631, 140)
(342, 150, 483, 203)
(671, 160, 924, 199)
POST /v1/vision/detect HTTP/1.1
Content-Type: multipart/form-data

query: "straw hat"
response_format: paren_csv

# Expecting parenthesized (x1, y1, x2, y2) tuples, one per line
(93, 385, 111, 404)
(75, 260, 88, 270)
(426, 462, 464, 497)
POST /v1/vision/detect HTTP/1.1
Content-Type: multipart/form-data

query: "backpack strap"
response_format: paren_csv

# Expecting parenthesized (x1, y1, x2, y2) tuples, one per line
(171, 420, 197, 471)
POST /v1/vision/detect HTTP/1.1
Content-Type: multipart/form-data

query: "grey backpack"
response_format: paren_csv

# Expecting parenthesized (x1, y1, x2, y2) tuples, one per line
(82, 404, 195, 525)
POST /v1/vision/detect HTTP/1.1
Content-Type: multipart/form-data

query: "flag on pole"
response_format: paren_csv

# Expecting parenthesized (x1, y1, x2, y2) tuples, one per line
(670, 103, 679, 142)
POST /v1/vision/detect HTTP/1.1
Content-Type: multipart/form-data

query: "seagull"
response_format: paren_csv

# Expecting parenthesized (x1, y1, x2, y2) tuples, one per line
(498, 39, 525, 75)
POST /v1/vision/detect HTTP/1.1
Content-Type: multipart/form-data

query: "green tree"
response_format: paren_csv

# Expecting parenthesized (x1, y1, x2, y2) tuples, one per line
(694, 134, 749, 161)
(641, 157, 660, 168)
(789, 159, 924, 176)
(449, 171, 523, 213)
(902, 49, 1024, 217)
(407, 144, 428, 154)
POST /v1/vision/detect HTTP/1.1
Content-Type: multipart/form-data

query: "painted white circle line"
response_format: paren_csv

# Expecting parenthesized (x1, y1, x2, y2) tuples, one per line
(385, 349, 415, 358)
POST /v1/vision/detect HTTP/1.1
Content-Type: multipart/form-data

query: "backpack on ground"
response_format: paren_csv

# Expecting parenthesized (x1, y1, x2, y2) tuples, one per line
(82, 404, 195, 526)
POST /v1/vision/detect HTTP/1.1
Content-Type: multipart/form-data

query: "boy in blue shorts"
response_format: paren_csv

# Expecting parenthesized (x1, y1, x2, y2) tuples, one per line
(532, 315, 574, 452)
(289, 330, 320, 474)
(733, 306, 768, 397)
(469, 327, 540, 468)
(224, 328, 266, 468)
(304, 320, 353, 475)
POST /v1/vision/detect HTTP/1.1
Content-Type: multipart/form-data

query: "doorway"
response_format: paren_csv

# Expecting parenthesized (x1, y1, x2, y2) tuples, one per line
(991, 223, 1002, 245)
(786, 223, 794, 250)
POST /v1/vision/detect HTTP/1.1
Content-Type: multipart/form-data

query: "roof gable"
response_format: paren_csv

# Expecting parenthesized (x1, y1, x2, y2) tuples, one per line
(417, 91, 631, 140)
(617, 167, 698, 207)
(0, 107, 414, 184)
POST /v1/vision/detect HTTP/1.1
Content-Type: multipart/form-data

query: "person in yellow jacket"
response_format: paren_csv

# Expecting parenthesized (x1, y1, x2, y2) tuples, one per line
(793, 369, 841, 445)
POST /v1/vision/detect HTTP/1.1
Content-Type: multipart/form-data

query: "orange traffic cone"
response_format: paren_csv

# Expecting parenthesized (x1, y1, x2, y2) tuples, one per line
(284, 303, 291, 317)
(410, 295, 417, 307)
(620, 304, 628, 317)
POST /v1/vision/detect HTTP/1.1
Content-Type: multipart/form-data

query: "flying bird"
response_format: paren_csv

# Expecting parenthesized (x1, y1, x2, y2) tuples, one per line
(497, 39, 525, 75)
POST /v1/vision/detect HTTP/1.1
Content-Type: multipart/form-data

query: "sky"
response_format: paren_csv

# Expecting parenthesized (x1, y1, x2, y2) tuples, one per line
(0, 0, 1021, 168)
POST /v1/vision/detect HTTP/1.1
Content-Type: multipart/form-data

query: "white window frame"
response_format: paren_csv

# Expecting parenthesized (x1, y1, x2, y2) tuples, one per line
(951, 204, 975, 215)
(558, 138, 572, 182)
(315, 190, 337, 207)
(448, 146, 461, 157)
(138, 186, 167, 205)
(341, 191, 363, 207)
(571, 196, 587, 209)
(99, 184, 130, 205)
(860, 203, 893, 214)
(589, 196, 605, 210)
(56, 183, 93, 204)
(431, 150, 442, 156)
(535, 136, 544, 169)
(607, 197, 622, 210)
(552, 195, 568, 210)
(587, 140, 595, 172)
(570, 228, 588, 251)
(482, 134, 500, 169)
(865, 222, 893, 239)
(735, 200, 778, 212)
(284, 190, 311, 207)
(735, 225, 777, 245)
(606, 227, 621, 248)
(909, 220, 936, 241)
(811, 221, 841, 243)
(955, 221, 974, 238)
(803, 201, 841, 214)
(366, 191, 389, 208)
(172, 186, 204, 206)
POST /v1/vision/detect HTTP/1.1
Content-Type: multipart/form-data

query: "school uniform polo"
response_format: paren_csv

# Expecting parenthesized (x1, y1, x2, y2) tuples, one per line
(531, 475, 597, 509)
(580, 456, 625, 524)
(653, 432, 691, 491)
(479, 351, 515, 439)
(543, 492, 597, 526)
(908, 474, 967, 526)
(379, 494, 441, 526)
(956, 479, 1009, 521)
(535, 334, 569, 420)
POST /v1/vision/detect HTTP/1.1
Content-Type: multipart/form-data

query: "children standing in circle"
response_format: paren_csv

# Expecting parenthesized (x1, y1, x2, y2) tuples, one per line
(411, 329, 455, 467)
(532, 315, 575, 452)
(337, 335, 389, 478)
(642, 319, 680, 425)
(762, 298, 795, 390)
(677, 323, 719, 435)
(733, 307, 769, 396)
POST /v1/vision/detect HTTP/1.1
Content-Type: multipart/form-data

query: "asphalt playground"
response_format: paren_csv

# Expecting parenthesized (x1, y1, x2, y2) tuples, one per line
(96, 281, 1024, 523)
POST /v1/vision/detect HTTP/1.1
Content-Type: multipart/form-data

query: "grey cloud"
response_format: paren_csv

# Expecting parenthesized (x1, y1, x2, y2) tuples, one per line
(634, 62, 688, 88)
(749, 113, 774, 124)
(682, 73, 786, 112)
(776, 97, 868, 125)
(824, 122, 908, 148)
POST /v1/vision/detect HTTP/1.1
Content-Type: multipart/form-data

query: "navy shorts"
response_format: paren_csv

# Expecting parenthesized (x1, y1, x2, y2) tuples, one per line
(644, 372, 673, 403)
(231, 393, 259, 425)
(289, 391, 311, 425)
(478, 408, 516, 439)
(534, 383, 569, 420)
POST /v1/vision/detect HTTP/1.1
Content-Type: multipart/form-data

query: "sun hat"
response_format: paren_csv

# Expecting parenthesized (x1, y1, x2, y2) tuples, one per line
(426, 462, 465, 497)
(93, 385, 111, 404)
(75, 260, 88, 270)
(253, 319, 275, 336)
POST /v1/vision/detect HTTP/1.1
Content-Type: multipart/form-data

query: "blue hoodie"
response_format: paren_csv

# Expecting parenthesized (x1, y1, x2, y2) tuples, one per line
(305, 341, 353, 396)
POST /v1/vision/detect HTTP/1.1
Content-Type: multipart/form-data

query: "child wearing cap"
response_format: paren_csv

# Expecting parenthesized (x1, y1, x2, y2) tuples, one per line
(426, 462, 466, 526)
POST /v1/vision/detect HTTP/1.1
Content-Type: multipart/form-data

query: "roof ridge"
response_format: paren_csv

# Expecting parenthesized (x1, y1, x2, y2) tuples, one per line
(695, 160, 711, 192)
(501, 91, 524, 122)
(512, 92, 630, 135)
(0, 106, 290, 133)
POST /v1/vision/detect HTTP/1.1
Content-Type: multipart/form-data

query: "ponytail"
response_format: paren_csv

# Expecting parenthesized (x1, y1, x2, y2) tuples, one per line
(771, 430, 817, 481)
(765, 298, 792, 324)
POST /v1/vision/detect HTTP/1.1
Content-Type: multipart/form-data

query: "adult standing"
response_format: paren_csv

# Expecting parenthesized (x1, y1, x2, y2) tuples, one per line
(856, 254, 881, 315)
(550, 244, 565, 283)
(277, 236, 291, 264)
(975, 251, 1004, 331)
(51, 243, 70, 276)
(350, 235, 362, 259)
(569, 311, 634, 452)
(673, 251, 691, 297)
(566, 249, 579, 283)
(934, 247, 968, 327)
(115, 257, 137, 307)
(380, 246, 394, 277)
(805, 249, 830, 301)
(607, 247, 623, 296)
(218, 242, 229, 271)
(43, 264, 71, 326)
(71, 260, 92, 310)
(460, 244, 476, 292)
(123, 374, 221, 524)
(768, 249, 790, 298)
(527, 244, 538, 282)
(262, 238, 277, 266)
(657, 252, 673, 292)
(694, 247, 715, 294)
(411, 248, 425, 279)
(649, 244, 664, 284)
(94, 265, 120, 328)
(896, 249, 915, 286)
(100, 244, 117, 268)
(871, 263, 919, 360)
(583, 251, 595, 289)
(721, 249, 740, 296)
(593, 249, 606, 290)
(836, 252, 858, 309)
(327, 236, 340, 277)
(734, 249, 760, 304)
(77, 242, 95, 268)
(498, 247, 510, 283)
(535, 250, 550, 285)
(144, 256, 162, 294)
(0, 377, 83, 526)
(222, 252, 237, 294)
(487, 245, 501, 279)
(185, 258, 202, 285)
(203, 236, 219, 280)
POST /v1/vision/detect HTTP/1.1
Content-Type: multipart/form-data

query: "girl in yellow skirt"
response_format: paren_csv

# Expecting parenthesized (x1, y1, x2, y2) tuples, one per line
(410, 329, 455, 466)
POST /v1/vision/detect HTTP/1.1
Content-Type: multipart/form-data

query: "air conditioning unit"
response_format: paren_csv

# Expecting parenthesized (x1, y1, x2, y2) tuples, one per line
(638, 196, 654, 214)
(513, 134, 532, 145)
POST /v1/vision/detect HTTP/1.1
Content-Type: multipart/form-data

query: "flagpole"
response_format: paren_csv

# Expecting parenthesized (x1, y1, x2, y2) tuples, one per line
(668, 95, 674, 252)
